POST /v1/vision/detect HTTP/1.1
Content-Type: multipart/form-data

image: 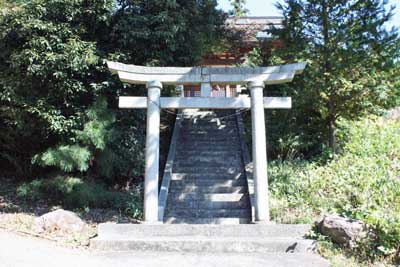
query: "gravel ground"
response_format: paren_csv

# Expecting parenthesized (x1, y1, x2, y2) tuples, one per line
(0, 230, 330, 267)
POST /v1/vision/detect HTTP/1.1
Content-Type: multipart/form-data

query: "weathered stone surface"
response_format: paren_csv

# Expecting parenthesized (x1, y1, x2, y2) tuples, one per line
(119, 96, 292, 109)
(163, 110, 251, 224)
(1, 229, 329, 267)
(91, 223, 317, 253)
(107, 61, 307, 85)
(34, 209, 87, 233)
(317, 215, 366, 247)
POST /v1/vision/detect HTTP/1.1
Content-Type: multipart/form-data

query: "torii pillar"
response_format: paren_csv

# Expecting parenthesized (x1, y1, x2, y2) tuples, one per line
(249, 81, 269, 221)
(107, 61, 306, 223)
(144, 80, 162, 222)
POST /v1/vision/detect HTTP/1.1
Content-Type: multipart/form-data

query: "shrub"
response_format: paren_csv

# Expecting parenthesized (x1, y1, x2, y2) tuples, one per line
(269, 115, 400, 262)
(17, 176, 142, 218)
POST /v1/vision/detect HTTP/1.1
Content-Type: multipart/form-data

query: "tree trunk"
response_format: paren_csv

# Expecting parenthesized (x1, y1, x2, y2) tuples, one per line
(322, 0, 336, 153)
(328, 99, 336, 153)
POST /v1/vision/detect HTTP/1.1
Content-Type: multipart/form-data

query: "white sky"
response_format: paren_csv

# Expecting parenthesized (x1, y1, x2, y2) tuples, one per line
(217, 0, 400, 30)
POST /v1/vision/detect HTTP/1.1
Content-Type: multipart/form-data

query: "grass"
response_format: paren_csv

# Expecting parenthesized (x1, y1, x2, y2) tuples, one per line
(15, 175, 143, 219)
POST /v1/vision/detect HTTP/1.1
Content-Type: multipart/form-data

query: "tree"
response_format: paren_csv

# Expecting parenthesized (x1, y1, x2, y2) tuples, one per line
(229, 0, 248, 17)
(0, 0, 115, 177)
(266, 0, 400, 154)
(109, 0, 225, 66)
(0, 0, 225, 179)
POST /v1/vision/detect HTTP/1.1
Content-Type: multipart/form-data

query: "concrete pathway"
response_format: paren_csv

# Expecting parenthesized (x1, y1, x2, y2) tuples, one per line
(0, 230, 330, 267)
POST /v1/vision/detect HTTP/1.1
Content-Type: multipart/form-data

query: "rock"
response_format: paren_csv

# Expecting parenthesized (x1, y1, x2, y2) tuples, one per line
(34, 209, 87, 234)
(317, 215, 366, 247)
(384, 107, 400, 121)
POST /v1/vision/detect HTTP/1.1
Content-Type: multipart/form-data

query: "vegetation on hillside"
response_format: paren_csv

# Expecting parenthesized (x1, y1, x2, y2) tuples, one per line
(269, 115, 400, 263)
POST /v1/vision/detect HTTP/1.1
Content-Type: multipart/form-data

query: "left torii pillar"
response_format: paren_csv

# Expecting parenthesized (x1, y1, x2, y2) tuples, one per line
(144, 80, 162, 223)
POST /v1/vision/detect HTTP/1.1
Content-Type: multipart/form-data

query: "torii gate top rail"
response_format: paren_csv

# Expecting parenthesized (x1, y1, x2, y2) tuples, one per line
(107, 61, 306, 85)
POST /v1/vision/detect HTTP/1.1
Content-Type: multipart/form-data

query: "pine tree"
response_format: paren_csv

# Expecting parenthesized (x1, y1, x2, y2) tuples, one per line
(268, 0, 400, 154)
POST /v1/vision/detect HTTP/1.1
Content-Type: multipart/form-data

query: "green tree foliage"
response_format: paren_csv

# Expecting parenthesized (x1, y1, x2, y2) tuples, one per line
(264, 0, 400, 156)
(0, 0, 224, 179)
(229, 0, 248, 17)
(0, 0, 114, 177)
(32, 97, 115, 174)
(110, 0, 225, 66)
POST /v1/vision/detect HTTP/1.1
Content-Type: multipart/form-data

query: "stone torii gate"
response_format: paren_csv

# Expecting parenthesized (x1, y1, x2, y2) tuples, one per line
(107, 61, 306, 224)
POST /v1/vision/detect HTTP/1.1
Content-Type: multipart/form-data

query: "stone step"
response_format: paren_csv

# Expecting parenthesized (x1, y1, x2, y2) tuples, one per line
(166, 200, 249, 209)
(175, 151, 242, 157)
(170, 178, 247, 187)
(165, 208, 250, 218)
(171, 173, 245, 180)
(181, 127, 237, 132)
(96, 224, 312, 238)
(182, 117, 236, 121)
(172, 167, 243, 174)
(174, 162, 242, 168)
(91, 237, 317, 253)
(180, 136, 239, 141)
(180, 139, 240, 144)
(174, 154, 242, 161)
(168, 185, 247, 194)
(178, 147, 241, 152)
(172, 166, 243, 175)
(178, 140, 240, 146)
(177, 147, 241, 153)
(181, 122, 237, 128)
(167, 193, 248, 202)
(164, 217, 250, 224)
(180, 125, 239, 132)
(184, 113, 236, 117)
(182, 116, 236, 121)
(178, 146, 240, 151)
(182, 120, 236, 124)
(173, 160, 242, 168)
(174, 155, 242, 161)
(180, 137, 240, 143)
(180, 130, 238, 135)
(175, 153, 242, 161)
(176, 151, 240, 157)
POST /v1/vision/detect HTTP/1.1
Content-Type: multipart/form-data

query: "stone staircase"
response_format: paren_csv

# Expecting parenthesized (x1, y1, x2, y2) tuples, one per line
(91, 109, 330, 266)
(164, 109, 251, 224)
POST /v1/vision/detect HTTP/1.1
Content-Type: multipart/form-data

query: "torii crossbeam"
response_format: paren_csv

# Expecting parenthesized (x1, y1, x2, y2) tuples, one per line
(108, 61, 306, 224)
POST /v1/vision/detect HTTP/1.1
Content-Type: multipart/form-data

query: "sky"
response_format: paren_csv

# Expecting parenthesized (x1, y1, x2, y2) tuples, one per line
(217, 0, 400, 30)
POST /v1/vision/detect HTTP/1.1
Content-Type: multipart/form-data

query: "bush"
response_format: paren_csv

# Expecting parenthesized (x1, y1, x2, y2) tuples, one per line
(269, 115, 400, 262)
(17, 176, 142, 218)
